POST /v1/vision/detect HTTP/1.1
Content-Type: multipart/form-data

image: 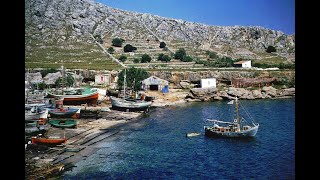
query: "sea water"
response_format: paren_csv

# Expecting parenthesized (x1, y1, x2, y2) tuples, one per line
(63, 98, 295, 179)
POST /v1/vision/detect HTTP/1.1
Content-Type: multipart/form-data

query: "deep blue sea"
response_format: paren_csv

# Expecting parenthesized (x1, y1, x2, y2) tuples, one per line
(63, 98, 295, 179)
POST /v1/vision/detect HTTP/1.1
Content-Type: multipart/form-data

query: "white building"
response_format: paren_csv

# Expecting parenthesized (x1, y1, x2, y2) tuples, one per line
(141, 76, 169, 91)
(201, 78, 216, 88)
(233, 60, 252, 68)
(95, 74, 110, 85)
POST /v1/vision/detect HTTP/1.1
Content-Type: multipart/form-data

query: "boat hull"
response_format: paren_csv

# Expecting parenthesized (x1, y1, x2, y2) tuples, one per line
(49, 119, 77, 128)
(48, 92, 99, 105)
(31, 137, 67, 145)
(25, 108, 49, 122)
(25, 128, 47, 136)
(204, 125, 259, 138)
(110, 96, 152, 111)
(48, 108, 79, 118)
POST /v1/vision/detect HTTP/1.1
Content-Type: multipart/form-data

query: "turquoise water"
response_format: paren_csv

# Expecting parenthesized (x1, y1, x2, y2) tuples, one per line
(63, 98, 295, 179)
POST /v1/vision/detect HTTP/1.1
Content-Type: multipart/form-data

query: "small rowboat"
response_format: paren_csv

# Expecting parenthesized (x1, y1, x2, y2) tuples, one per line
(31, 136, 67, 145)
(186, 132, 201, 137)
(49, 119, 77, 128)
(48, 108, 79, 118)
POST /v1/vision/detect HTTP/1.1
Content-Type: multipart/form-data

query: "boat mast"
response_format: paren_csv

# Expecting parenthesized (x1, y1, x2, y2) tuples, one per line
(61, 64, 65, 91)
(235, 97, 241, 130)
(123, 68, 126, 99)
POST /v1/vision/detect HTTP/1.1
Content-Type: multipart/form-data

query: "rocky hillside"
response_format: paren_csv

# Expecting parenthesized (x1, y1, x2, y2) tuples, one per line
(25, 0, 295, 68)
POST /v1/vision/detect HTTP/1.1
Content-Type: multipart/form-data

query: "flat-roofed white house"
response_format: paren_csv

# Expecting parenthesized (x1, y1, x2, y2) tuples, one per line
(95, 74, 110, 85)
(233, 60, 252, 68)
(201, 78, 216, 88)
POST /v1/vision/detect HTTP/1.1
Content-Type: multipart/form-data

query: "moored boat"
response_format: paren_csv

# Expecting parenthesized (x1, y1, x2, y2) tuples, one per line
(109, 69, 152, 111)
(110, 96, 152, 111)
(49, 119, 77, 128)
(204, 97, 259, 138)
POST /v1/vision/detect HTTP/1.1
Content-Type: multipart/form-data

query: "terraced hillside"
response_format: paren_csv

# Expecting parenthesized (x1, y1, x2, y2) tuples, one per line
(25, 41, 122, 70)
(25, 0, 294, 71)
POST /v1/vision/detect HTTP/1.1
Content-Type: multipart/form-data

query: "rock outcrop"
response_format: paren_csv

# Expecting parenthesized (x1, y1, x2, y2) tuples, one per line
(187, 86, 295, 101)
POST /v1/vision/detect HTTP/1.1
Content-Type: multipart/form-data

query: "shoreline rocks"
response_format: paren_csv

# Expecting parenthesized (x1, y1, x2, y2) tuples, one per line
(186, 86, 295, 101)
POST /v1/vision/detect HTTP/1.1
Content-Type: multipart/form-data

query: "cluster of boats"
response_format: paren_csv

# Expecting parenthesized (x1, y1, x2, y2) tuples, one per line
(25, 85, 154, 147)
(25, 88, 97, 146)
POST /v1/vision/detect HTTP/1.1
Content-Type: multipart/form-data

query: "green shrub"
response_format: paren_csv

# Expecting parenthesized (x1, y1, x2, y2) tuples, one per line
(159, 42, 166, 48)
(107, 47, 114, 54)
(158, 53, 171, 62)
(112, 38, 125, 47)
(141, 54, 151, 63)
(119, 55, 127, 62)
(205, 50, 218, 59)
(124, 44, 137, 52)
(266, 46, 276, 53)
(182, 55, 193, 62)
(133, 58, 140, 63)
(94, 34, 103, 44)
(40, 68, 57, 77)
(117, 67, 150, 91)
(174, 48, 186, 60)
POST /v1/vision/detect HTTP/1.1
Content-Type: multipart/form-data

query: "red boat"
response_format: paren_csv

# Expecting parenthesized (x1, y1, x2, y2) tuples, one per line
(47, 91, 99, 105)
(31, 136, 67, 145)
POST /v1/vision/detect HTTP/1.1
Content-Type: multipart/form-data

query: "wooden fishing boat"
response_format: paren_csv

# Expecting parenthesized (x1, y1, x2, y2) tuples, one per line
(204, 97, 259, 138)
(109, 69, 152, 111)
(31, 136, 67, 145)
(48, 107, 80, 118)
(49, 119, 77, 128)
(25, 128, 48, 136)
(110, 96, 152, 111)
(25, 107, 49, 121)
(46, 89, 99, 105)
(25, 120, 49, 136)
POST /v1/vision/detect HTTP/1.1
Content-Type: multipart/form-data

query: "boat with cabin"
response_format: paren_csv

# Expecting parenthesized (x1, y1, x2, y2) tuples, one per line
(204, 97, 259, 138)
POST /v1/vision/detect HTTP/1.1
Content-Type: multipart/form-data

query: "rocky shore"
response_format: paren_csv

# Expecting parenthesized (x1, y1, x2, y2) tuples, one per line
(187, 86, 295, 101)
(147, 86, 295, 107)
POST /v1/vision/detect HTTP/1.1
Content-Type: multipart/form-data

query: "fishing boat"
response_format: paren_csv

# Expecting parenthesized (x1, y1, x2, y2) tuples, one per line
(46, 89, 99, 105)
(31, 135, 67, 145)
(48, 107, 80, 118)
(110, 96, 152, 111)
(25, 121, 49, 136)
(110, 69, 152, 111)
(49, 119, 77, 128)
(25, 107, 49, 124)
(204, 97, 259, 138)
(45, 64, 99, 105)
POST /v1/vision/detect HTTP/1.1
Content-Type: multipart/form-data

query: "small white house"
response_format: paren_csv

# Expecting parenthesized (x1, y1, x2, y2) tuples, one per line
(201, 78, 216, 88)
(95, 74, 110, 85)
(233, 60, 252, 68)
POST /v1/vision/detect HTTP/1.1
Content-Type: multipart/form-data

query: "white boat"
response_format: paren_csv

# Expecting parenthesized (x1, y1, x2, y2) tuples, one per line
(25, 107, 49, 122)
(110, 96, 152, 110)
(110, 69, 152, 111)
(204, 97, 259, 138)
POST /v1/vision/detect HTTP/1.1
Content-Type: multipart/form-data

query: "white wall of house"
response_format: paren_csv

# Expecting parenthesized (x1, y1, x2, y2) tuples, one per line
(95, 74, 110, 85)
(201, 78, 216, 88)
(242, 61, 251, 68)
